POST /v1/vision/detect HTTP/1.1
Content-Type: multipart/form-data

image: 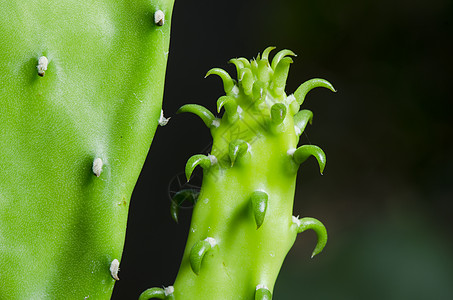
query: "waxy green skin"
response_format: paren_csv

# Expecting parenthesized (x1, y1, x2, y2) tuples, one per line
(141, 48, 334, 299)
(0, 1, 174, 298)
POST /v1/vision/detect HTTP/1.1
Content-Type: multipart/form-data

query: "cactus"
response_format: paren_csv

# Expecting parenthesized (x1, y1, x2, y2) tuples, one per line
(140, 48, 335, 299)
(0, 0, 174, 299)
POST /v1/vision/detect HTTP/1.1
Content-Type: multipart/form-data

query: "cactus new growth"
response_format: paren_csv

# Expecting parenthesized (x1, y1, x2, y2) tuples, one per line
(141, 47, 335, 299)
(0, 0, 174, 299)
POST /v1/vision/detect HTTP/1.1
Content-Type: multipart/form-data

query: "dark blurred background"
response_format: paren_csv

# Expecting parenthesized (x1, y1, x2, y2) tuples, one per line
(113, 0, 453, 299)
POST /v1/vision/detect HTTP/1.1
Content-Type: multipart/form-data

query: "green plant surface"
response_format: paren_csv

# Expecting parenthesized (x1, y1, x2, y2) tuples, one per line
(0, 0, 174, 299)
(140, 47, 334, 299)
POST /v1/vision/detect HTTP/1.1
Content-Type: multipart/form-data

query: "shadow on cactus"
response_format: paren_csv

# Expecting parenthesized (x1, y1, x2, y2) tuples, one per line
(140, 47, 335, 300)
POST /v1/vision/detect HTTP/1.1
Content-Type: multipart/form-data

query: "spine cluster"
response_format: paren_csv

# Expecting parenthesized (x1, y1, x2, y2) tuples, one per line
(141, 47, 335, 300)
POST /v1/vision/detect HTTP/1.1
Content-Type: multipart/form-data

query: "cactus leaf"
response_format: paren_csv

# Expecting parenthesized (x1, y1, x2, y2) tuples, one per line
(272, 57, 293, 96)
(240, 68, 254, 96)
(294, 78, 336, 106)
(205, 68, 236, 95)
(258, 59, 272, 82)
(251, 59, 259, 75)
(270, 49, 296, 70)
(261, 46, 276, 61)
(138, 287, 166, 300)
(237, 57, 251, 69)
(170, 189, 199, 223)
(270, 103, 287, 125)
(292, 145, 326, 174)
(251, 191, 269, 229)
(229, 58, 245, 79)
(177, 104, 217, 128)
(252, 80, 267, 102)
(190, 238, 217, 275)
(217, 95, 238, 116)
(185, 155, 212, 182)
(295, 217, 328, 257)
(229, 139, 250, 166)
(293, 109, 313, 136)
(255, 286, 272, 300)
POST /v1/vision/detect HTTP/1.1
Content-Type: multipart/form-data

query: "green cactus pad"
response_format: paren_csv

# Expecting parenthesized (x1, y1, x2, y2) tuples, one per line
(0, 0, 174, 298)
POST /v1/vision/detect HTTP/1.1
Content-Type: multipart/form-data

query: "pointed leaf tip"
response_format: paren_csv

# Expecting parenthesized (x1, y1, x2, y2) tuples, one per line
(272, 57, 293, 96)
(216, 95, 238, 120)
(206, 68, 236, 94)
(292, 145, 326, 174)
(251, 191, 269, 229)
(237, 57, 251, 68)
(261, 46, 276, 61)
(271, 49, 297, 70)
(271, 103, 287, 125)
(294, 78, 336, 106)
(240, 68, 254, 96)
(229, 58, 244, 79)
(177, 104, 217, 128)
(138, 287, 166, 300)
(293, 109, 313, 136)
(229, 139, 250, 166)
(190, 238, 216, 275)
(296, 217, 328, 257)
(185, 154, 212, 181)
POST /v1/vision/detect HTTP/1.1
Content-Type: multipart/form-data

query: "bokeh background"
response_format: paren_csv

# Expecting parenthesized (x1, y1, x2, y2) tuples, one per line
(113, 0, 453, 299)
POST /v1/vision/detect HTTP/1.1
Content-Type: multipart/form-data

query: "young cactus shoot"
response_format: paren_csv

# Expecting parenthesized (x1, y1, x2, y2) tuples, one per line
(140, 47, 335, 299)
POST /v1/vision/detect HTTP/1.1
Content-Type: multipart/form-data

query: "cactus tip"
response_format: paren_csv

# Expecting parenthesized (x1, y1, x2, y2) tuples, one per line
(37, 56, 48, 77)
(92, 158, 103, 177)
(110, 259, 120, 281)
(154, 10, 165, 26)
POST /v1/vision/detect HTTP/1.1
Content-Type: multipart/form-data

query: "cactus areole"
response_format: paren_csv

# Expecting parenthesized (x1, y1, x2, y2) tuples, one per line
(0, 1, 174, 299)
(141, 48, 335, 299)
